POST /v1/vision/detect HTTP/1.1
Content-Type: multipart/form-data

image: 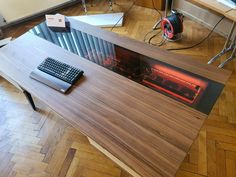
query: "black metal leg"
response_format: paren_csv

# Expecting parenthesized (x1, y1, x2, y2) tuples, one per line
(109, 0, 113, 10)
(82, 0, 87, 13)
(23, 90, 36, 111)
(0, 28, 3, 40)
(208, 21, 236, 65)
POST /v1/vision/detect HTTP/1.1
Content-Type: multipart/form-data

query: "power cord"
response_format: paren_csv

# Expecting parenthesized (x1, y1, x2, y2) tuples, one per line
(151, 0, 162, 19)
(143, 0, 163, 42)
(167, 16, 225, 51)
(110, 0, 136, 31)
(143, 28, 160, 42)
(148, 28, 162, 44)
(150, 36, 167, 47)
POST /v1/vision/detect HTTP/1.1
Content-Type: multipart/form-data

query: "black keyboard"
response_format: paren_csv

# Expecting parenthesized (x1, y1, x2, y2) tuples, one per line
(38, 57, 84, 84)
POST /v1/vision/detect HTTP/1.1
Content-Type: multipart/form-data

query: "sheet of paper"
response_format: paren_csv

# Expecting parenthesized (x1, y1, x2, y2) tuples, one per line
(71, 13, 124, 28)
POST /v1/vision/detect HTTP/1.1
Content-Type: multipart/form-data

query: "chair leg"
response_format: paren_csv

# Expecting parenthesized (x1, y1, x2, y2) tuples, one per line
(218, 45, 236, 68)
(208, 21, 236, 64)
(23, 90, 36, 111)
(109, 0, 113, 11)
(82, 0, 88, 13)
(0, 28, 3, 40)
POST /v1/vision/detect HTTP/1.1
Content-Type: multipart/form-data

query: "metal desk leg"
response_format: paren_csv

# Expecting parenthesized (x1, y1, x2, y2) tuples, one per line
(218, 29, 236, 68)
(208, 21, 236, 64)
(218, 44, 236, 68)
(82, 0, 87, 13)
(23, 90, 36, 111)
(0, 28, 3, 39)
(109, 0, 113, 11)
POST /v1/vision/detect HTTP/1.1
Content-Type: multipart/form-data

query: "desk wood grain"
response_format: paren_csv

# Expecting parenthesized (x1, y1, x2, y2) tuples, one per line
(187, 0, 232, 15)
(225, 9, 236, 21)
(0, 20, 231, 177)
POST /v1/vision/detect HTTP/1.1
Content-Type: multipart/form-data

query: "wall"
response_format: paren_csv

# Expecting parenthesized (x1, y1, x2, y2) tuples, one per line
(0, 13, 6, 27)
(0, 0, 77, 24)
(173, 0, 235, 37)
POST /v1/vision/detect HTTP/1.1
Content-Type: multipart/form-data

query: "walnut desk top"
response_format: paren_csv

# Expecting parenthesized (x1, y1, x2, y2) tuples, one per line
(0, 18, 231, 177)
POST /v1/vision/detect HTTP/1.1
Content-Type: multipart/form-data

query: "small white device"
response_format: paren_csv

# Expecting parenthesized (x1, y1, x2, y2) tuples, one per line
(46, 14, 66, 28)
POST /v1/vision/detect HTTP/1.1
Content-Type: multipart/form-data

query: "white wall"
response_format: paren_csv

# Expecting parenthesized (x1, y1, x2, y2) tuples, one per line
(0, 13, 6, 26)
(173, 0, 235, 37)
(0, 0, 75, 23)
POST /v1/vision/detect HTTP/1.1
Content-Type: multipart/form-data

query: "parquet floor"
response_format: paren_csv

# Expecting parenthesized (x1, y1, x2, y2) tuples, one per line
(1, 0, 236, 177)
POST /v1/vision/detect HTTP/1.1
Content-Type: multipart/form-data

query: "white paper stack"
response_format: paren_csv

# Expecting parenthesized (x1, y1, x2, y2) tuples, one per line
(71, 13, 124, 28)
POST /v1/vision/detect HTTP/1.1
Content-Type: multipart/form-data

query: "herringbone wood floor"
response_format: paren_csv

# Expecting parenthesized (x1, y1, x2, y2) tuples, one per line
(1, 0, 236, 176)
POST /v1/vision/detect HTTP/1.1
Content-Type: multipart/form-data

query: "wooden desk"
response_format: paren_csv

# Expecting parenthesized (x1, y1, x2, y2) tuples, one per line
(0, 18, 231, 177)
(188, 0, 232, 15)
(225, 9, 236, 21)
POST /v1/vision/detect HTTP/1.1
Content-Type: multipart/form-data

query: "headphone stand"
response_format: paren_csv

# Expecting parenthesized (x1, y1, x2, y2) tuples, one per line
(153, 0, 172, 30)
(163, 33, 182, 42)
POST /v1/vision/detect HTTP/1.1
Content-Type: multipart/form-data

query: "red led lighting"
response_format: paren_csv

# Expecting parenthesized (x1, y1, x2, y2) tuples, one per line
(143, 64, 208, 105)
(152, 64, 208, 89)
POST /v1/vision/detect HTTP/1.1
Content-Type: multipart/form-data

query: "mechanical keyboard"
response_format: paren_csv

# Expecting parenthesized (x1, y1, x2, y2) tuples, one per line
(30, 57, 84, 93)
(38, 57, 84, 84)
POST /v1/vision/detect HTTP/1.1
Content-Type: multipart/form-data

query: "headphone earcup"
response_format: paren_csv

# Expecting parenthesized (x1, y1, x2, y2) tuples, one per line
(161, 18, 174, 39)
(174, 15, 183, 33)
(161, 12, 183, 39)
(171, 14, 182, 34)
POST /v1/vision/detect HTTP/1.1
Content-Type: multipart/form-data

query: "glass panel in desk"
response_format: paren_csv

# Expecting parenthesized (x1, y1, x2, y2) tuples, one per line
(29, 22, 224, 115)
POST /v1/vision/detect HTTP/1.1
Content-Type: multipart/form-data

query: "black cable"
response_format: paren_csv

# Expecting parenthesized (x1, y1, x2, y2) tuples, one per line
(143, 30, 156, 42)
(167, 16, 225, 51)
(110, 0, 136, 31)
(148, 28, 162, 44)
(143, 0, 163, 42)
(143, 27, 161, 42)
(151, 0, 162, 19)
(150, 37, 167, 47)
(148, 28, 167, 47)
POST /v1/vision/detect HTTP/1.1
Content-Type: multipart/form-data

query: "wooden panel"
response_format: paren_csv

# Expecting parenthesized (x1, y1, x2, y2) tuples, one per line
(225, 10, 236, 21)
(136, 0, 165, 10)
(187, 0, 232, 14)
(0, 2, 236, 177)
(0, 71, 23, 91)
(88, 137, 142, 177)
(0, 33, 207, 177)
(0, 78, 131, 177)
(0, 18, 231, 177)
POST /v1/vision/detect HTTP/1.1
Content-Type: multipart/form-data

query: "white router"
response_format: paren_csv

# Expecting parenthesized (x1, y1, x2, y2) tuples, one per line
(71, 12, 124, 28)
